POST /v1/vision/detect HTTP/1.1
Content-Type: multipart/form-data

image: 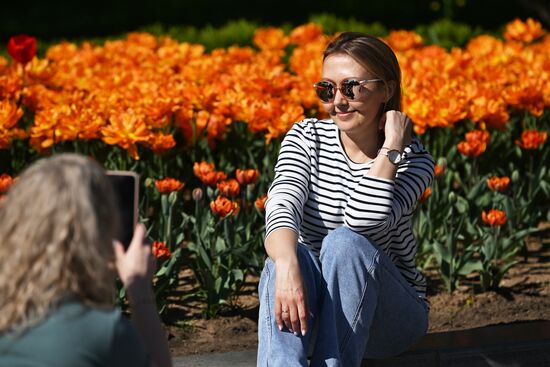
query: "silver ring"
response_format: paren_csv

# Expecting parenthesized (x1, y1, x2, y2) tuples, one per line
(282, 309, 289, 313)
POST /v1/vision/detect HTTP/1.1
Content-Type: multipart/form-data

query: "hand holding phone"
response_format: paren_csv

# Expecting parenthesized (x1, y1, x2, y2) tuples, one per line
(107, 171, 139, 249)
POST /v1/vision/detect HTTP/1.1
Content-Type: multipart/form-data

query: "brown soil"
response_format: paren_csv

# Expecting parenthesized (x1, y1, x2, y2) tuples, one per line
(166, 223, 550, 356)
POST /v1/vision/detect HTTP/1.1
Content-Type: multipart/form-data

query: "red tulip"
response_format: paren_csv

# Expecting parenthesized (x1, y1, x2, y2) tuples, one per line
(7, 35, 37, 64)
(155, 178, 184, 194)
(481, 209, 507, 227)
(255, 194, 268, 211)
(152, 241, 172, 259)
(0, 174, 14, 194)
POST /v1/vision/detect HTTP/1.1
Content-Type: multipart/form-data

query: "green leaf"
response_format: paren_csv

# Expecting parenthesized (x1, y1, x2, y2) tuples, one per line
(455, 196, 469, 214)
(214, 277, 223, 294)
(231, 268, 244, 283)
(156, 265, 168, 277)
(175, 232, 185, 245)
(458, 260, 483, 275)
(433, 241, 450, 263)
(215, 237, 226, 252)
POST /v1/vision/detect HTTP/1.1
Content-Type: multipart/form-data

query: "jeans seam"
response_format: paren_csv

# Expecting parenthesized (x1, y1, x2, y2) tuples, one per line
(339, 249, 379, 355)
(264, 260, 273, 365)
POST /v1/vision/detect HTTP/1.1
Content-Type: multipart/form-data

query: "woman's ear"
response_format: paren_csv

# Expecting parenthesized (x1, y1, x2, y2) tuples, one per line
(385, 80, 397, 103)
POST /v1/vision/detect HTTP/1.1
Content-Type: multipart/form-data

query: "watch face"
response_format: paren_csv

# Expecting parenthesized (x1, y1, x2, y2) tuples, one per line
(388, 150, 402, 164)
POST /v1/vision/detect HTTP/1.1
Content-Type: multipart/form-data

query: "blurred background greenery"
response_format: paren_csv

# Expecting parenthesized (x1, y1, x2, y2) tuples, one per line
(1, 0, 549, 44)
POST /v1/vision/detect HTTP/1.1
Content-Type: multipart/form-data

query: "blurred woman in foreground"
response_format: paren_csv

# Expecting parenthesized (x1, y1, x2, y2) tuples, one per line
(0, 153, 172, 367)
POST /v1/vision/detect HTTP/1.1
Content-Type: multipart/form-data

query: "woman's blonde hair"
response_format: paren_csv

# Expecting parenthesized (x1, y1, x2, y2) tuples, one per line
(323, 32, 402, 112)
(0, 154, 120, 332)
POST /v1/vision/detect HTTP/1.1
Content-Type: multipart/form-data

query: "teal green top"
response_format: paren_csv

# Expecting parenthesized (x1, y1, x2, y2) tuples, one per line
(0, 300, 150, 367)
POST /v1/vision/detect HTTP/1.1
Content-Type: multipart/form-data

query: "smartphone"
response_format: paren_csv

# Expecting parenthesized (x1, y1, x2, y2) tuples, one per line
(107, 171, 139, 249)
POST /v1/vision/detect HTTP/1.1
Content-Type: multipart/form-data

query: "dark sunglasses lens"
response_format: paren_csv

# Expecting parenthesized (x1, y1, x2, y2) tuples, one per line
(341, 80, 360, 100)
(315, 82, 334, 102)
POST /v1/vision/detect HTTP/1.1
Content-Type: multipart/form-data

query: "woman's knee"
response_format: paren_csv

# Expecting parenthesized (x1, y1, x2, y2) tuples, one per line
(319, 227, 379, 266)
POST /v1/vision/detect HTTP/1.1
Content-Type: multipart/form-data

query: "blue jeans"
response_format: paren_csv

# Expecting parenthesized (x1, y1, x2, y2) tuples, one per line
(257, 227, 428, 367)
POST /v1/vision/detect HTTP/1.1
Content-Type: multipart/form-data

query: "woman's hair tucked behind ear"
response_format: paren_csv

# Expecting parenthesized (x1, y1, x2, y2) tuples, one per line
(0, 154, 120, 333)
(324, 32, 402, 112)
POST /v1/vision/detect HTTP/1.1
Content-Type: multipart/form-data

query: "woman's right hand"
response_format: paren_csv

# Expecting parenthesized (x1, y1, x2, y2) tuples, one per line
(113, 223, 156, 300)
(274, 256, 309, 336)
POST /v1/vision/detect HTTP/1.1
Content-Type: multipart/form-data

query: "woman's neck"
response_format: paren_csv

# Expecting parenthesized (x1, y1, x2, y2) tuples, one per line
(339, 128, 383, 164)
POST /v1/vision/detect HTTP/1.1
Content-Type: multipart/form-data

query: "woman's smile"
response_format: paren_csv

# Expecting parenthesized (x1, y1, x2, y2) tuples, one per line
(334, 110, 356, 119)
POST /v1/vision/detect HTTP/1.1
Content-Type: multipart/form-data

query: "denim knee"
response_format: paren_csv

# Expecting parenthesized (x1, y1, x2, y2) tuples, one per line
(319, 227, 379, 271)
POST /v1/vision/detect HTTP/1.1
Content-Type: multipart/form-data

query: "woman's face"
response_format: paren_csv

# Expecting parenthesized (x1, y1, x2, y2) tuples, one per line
(320, 53, 388, 135)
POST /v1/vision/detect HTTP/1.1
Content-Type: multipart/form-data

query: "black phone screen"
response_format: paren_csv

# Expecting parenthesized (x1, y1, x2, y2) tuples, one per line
(107, 171, 139, 249)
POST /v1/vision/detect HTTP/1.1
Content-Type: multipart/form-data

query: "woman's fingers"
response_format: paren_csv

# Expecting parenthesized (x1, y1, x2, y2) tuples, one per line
(275, 288, 309, 336)
(275, 300, 284, 331)
(273, 259, 310, 336)
(296, 293, 309, 336)
(281, 302, 293, 331)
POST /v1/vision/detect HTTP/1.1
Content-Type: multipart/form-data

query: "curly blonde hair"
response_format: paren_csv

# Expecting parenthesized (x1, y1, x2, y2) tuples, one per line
(0, 154, 121, 332)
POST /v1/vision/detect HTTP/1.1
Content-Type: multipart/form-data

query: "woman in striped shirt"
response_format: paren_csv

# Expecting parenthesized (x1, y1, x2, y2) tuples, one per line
(257, 32, 434, 367)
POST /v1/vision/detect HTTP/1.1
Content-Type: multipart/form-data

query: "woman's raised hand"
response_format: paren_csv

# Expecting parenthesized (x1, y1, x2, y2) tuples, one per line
(379, 110, 413, 149)
(274, 257, 309, 336)
(113, 224, 156, 294)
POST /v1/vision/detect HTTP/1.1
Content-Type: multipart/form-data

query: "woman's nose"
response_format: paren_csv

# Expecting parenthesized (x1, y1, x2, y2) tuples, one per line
(333, 87, 349, 106)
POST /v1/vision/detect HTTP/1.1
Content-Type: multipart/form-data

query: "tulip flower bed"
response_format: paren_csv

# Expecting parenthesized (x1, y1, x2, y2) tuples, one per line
(1, 18, 550, 330)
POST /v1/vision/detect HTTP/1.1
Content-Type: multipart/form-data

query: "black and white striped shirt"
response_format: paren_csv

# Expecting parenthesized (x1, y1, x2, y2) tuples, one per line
(265, 118, 435, 297)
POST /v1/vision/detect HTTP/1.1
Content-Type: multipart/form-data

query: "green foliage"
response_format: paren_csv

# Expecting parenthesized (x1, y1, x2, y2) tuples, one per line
(140, 19, 259, 50)
(414, 112, 549, 293)
(415, 18, 485, 49)
(185, 186, 265, 317)
(308, 13, 387, 36)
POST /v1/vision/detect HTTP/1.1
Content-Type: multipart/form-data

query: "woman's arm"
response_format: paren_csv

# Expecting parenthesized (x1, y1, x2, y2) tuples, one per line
(344, 111, 434, 234)
(264, 121, 314, 336)
(265, 228, 309, 336)
(113, 224, 173, 367)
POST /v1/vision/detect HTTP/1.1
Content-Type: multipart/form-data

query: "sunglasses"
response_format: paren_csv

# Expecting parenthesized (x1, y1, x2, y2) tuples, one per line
(313, 78, 383, 103)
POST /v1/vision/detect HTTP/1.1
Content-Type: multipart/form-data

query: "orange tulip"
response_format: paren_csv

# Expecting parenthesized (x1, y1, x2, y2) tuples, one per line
(457, 140, 487, 157)
(419, 187, 431, 202)
(202, 171, 227, 186)
(217, 179, 240, 197)
(504, 18, 545, 43)
(101, 110, 151, 160)
(465, 129, 490, 144)
(235, 168, 260, 185)
(457, 129, 490, 157)
(152, 241, 172, 259)
(255, 194, 268, 211)
(210, 195, 239, 217)
(155, 178, 184, 194)
(434, 164, 444, 178)
(193, 161, 226, 186)
(288, 23, 324, 46)
(486, 176, 510, 192)
(515, 129, 547, 150)
(147, 133, 176, 154)
(0, 99, 24, 129)
(0, 174, 14, 194)
(253, 27, 289, 51)
(481, 209, 507, 227)
(193, 161, 215, 178)
(385, 30, 423, 52)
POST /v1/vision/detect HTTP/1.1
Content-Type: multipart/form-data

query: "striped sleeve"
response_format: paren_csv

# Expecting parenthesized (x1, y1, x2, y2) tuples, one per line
(265, 122, 312, 240)
(344, 140, 435, 235)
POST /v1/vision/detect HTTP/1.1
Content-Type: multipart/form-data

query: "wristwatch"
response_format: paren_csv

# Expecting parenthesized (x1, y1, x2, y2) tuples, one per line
(378, 147, 402, 165)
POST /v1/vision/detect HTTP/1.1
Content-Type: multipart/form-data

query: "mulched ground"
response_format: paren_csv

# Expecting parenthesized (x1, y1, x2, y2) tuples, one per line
(165, 223, 550, 356)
